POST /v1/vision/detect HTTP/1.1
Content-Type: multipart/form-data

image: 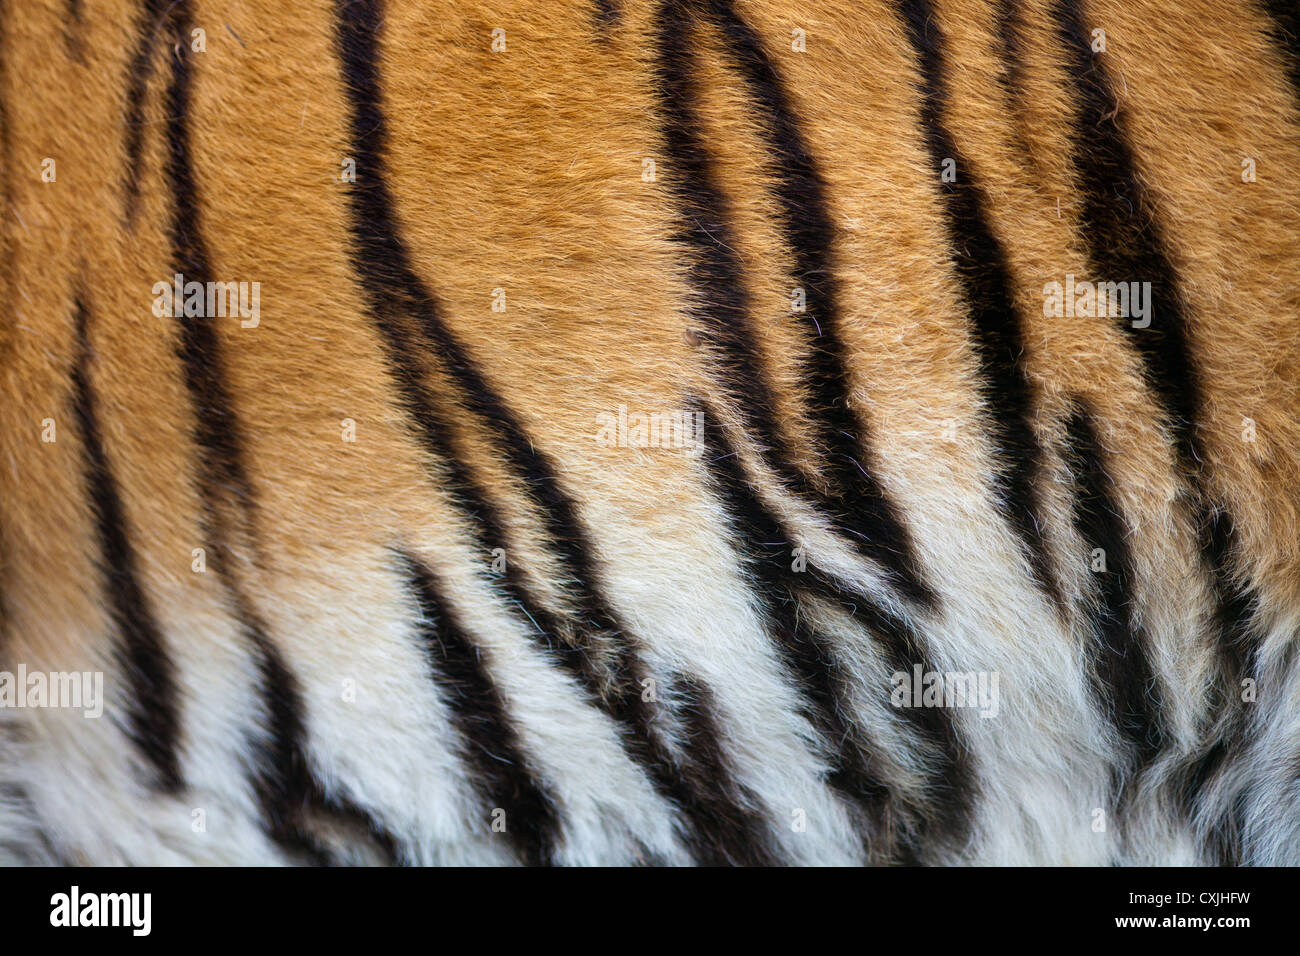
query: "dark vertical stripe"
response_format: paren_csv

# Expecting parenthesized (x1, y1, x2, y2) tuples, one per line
(896, 0, 1061, 611)
(158, 3, 399, 865)
(994, 0, 1027, 105)
(704, 0, 948, 613)
(700, 409, 972, 859)
(122, 0, 171, 225)
(655, 0, 937, 611)
(70, 294, 182, 794)
(401, 551, 561, 867)
(161, 2, 258, 542)
(1063, 405, 1166, 769)
(668, 671, 784, 867)
(1055, 0, 1261, 862)
(993, 0, 1038, 165)
(1054, 0, 1202, 470)
(332, 0, 777, 866)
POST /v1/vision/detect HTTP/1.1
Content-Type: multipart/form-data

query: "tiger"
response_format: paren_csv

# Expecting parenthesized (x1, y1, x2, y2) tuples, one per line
(0, 0, 1297, 867)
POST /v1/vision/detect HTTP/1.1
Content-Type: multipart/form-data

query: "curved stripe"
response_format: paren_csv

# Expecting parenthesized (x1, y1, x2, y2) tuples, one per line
(896, 0, 1061, 612)
(160, 3, 399, 865)
(1053, 0, 1203, 469)
(1054, 0, 1260, 862)
(401, 551, 562, 867)
(699, 408, 972, 860)
(332, 0, 778, 866)
(70, 293, 182, 794)
(656, 0, 938, 611)
(1062, 405, 1167, 776)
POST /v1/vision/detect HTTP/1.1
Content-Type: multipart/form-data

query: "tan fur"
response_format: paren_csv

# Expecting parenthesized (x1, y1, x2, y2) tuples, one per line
(1, 0, 1297, 864)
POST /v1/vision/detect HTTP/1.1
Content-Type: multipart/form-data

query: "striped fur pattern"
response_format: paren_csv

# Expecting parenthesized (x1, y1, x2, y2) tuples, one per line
(1, 0, 1297, 865)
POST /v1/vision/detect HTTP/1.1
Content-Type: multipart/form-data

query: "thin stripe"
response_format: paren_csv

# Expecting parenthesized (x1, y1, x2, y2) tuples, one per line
(897, 0, 1061, 611)
(701, 0, 943, 612)
(70, 293, 182, 794)
(332, 0, 777, 865)
(401, 551, 561, 867)
(656, 0, 938, 610)
(700, 409, 972, 859)
(122, 0, 171, 225)
(159, 4, 399, 865)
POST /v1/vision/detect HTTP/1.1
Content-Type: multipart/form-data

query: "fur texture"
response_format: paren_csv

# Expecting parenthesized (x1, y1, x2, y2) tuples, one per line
(0, 0, 1297, 865)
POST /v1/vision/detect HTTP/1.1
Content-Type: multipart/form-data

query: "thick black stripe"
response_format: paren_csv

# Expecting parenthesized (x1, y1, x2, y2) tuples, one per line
(655, 0, 937, 610)
(401, 551, 561, 867)
(897, 0, 1060, 611)
(1054, 0, 1202, 470)
(333, 0, 777, 866)
(1055, 0, 1261, 861)
(159, 5, 399, 865)
(700, 409, 972, 859)
(70, 294, 182, 794)
(668, 671, 785, 867)
(1062, 405, 1166, 770)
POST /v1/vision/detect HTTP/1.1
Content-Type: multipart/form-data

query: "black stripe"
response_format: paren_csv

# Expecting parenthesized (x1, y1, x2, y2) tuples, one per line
(897, 0, 1061, 611)
(333, 0, 777, 866)
(401, 551, 561, 867)
(992, 0, 1037, 165)
(122, 0, 172, 226)
(655, 0, 937, 610)
(1054, 0, 1202, 470)
(1260, 0, 1300, 99)
(1062, 405, 1166, 770)
(994, 0, 1027, 105)
(668, 671, 784, 867)
(159, 4, 399, 865)
(70, 294, 183, 794)
(161, 3, 257, 542)
(699, 409, 972, 860)
(240, 595, 401, 867)
(1055, 0, 1262, 861)
(705, 0, 946, 611)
